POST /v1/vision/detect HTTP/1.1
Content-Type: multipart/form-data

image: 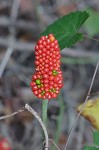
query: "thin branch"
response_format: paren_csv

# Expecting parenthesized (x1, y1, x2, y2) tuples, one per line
(25, 103, 49, 150)
(0, 108, 24, 120)
(49, 139, 61, 150)
(64, 59, 99, 150)
(0, 103, 49, 150)
(89, 91, 99, 97)
(83, 35, 99, 42)
(43, 138, 61, 150)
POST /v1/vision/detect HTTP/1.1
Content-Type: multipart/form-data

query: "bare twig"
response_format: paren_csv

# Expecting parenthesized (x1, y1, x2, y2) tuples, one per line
(25, 103, 49, 150)
(0, 103, 49, 150)
(83, 35, 99, 42)
(64, 59, 99, 150)
(0, 107, 24, 120)
(43, 138, 61, 150)
(49, 139, 61, 150)
(88, 91, 99, 98)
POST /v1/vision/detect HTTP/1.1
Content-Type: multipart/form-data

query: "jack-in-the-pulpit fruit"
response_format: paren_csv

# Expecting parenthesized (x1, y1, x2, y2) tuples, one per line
(30, 34, 63, 100)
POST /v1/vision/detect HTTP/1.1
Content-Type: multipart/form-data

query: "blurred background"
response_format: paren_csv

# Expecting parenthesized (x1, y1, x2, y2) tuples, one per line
(0, 0, 99, 150)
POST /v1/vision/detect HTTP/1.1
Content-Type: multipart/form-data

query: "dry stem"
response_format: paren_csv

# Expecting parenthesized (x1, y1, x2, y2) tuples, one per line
(0, 103, 49, 150)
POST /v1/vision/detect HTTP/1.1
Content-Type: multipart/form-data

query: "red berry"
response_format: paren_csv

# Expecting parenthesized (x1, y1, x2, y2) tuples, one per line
(54, 40, 58, 44)
(44, 68, 49, 72)
(42, 57, 46, 61)
(45, 59, 49, 63)
(38, 50, 42, 54)
(44, 84, 49, 87)
(35, 45, 39, 51)
(41, 36, 45, 41)
(46, 39, 50, 44)
(50, 42, 55, 47)
(42, 41, 47, 47)
(42, 48, 46, 53)
(35, 52, 39, 56)
(45, 87, 49, 92)
(48, 33, 53, 37)
(38, 39, 43, 45)
(54, 76, 60, 82)
(39, 58, 43, 63)
(49, 61, 53, 65)
(44, 79, 49, 84)
(53, 83, 58, 88)
(56, 90, 59, 94)
(49, 66, 53, 71)
(48, 71, 52, 75)
(35, 61, 39, 65)
(44, 64, 49, 68)
(30, 82, 35, 87)
(43, 74, 49, 79)
(49, 75, 54, 80)
(45, 92, 50, 97)
(38, 94, 42, 98)
(47, 94, 51, 99)
(42, 95, 46, 99)
(46, 45, 50, 49)
(32, 85, 38, 91)
(52, 93, 57, 98)
(46, 55, 50, 59)
(50, 48, 54, 52)
(39, 44, 43, 49)
(34, 90, 38, 96)
(35, 56, 39, 60)
(32, 74, 37, 80)
(50, 81, 54, 85)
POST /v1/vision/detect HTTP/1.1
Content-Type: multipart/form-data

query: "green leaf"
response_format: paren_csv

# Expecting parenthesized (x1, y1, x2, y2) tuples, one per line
(83, 131, 99, 150)
(41, 11, 89, 50)
(84, 146, 99, 150)
(84, 9, 99, 36)
(93, 131, 99, 146)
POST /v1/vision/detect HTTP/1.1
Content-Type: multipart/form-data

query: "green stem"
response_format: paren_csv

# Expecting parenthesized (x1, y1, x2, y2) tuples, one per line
(52, 91, 65, 150)
(42, 99, 48, 127)
(83, 34, 99, 42)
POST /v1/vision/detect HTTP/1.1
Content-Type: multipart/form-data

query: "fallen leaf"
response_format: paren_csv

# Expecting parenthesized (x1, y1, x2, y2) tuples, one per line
(77, 99, 99, 129)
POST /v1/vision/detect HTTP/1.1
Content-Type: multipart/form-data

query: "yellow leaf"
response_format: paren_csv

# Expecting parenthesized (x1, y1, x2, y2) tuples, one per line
(77, 99, 99, 129)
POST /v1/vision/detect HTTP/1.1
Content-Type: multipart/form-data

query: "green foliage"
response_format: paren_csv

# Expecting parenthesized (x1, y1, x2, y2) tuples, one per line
(84, 9, 99, 36)
(84, 146, 99, 150)
(84, 131, 99, 150)
(93, 131, 99, 146)
(41, 11, 89, 50)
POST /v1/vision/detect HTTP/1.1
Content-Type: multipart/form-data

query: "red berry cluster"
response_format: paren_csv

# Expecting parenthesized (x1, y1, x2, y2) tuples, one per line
(30, 34, 63, 100)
